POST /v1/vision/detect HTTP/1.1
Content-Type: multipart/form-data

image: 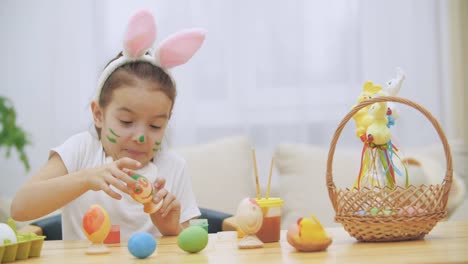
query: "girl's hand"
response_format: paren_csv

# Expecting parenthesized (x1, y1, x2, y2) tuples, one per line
(85, 157, 141, 200)
(151, 177, 183, 235)
(152, 178, 181, 218)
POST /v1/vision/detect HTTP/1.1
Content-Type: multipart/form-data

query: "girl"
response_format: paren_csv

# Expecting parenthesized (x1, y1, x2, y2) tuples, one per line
(11, 10, 206, 239)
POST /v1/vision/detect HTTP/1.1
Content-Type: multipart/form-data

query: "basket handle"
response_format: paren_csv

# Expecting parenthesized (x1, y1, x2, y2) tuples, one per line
(326, 96, 453, 210)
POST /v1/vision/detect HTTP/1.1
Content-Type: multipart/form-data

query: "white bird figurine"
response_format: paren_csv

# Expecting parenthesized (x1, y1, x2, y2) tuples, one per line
(236, 198, 264, 249)
(385, 67, 406, 96)
(383, 67, 406, 122)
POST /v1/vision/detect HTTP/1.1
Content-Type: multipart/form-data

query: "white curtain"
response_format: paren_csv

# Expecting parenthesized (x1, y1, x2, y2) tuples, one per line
(99, 0, 448, 149)
(1, 0, 451, 196)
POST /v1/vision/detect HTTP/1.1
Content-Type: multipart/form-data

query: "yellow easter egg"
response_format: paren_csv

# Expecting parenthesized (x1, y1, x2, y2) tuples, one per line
(82, 204, 111, 243)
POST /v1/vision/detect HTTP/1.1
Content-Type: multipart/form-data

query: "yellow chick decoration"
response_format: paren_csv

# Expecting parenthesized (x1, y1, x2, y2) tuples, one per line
(286, 214, 332, 252)
(365, 102, 391, 145)
(352, 81, 383, 141)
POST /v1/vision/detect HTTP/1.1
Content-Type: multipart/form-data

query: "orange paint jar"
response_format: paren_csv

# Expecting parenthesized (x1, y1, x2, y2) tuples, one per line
(255, 198, 284, 243)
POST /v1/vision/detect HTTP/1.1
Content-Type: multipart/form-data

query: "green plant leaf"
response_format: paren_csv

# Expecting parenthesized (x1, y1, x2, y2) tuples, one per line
(0, 95, 31, 171)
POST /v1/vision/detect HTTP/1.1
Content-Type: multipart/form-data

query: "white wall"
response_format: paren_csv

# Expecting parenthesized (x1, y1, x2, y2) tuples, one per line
(0, 0, 99, 197)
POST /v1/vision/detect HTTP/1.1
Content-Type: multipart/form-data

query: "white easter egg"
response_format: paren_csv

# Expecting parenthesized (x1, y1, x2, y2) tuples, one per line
(0, 223, 17, 245)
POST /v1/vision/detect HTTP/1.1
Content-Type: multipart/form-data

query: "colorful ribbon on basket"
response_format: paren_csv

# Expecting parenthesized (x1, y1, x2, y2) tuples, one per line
(354, 135, 409, 189)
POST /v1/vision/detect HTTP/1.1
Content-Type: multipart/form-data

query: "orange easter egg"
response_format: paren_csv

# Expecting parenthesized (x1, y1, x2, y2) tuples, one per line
(82, 204, 111, 243)
(130, 174, 154, 204)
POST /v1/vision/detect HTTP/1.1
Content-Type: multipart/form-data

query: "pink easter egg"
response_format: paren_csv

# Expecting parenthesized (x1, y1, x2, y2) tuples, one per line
(398, 205, 426, 215)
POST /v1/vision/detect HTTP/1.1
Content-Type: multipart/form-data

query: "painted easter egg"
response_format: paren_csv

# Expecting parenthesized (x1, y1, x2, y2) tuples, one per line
(370, 207, 393, 216)
(128, 232, 157, 259)
(398, 205, 426, 215)
(177, 226, 208, 253)
(355, 210, 367, 216)
(0, 223, 17, 245)
(82, 204, 111, 243)
(130, 174, 154, 204)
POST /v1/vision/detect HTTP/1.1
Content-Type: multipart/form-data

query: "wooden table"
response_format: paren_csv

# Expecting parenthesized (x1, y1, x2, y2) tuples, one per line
(23, 221, 468, 263)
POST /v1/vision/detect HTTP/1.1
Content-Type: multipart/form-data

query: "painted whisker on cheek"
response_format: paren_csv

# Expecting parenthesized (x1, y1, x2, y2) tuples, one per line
(109, 128, 120, 137)
(153, 141, 161, 152)
(106, 135, 117, 143)
(106, 128, 120, 143)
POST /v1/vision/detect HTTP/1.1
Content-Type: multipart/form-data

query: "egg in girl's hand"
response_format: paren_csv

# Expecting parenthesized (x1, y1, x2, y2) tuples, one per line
(82, 204, 111, 244)
(130, 174, 154, 204)
(177, 226, 208, 253)
(0, 223, 17, 245)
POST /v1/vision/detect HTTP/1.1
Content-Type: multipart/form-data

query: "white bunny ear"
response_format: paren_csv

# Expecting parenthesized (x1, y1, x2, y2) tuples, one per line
(155, 28, 206, 69)
(123, 10, 157, 58)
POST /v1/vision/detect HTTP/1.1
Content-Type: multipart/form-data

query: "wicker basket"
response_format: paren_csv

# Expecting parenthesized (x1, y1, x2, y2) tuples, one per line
(326, 96, 453, 242)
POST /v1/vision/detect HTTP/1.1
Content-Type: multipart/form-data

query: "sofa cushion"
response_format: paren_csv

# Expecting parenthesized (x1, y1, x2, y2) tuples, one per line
(175, 136, 256, 215)
(274, 144, 357, 228)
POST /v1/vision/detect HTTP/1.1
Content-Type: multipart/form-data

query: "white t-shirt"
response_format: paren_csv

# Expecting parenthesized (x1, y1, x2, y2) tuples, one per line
(52, 131, 200, 240)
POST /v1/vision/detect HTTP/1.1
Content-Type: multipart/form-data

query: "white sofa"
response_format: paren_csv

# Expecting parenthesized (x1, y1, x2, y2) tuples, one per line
(177, 136, 466, 229)
(2, 136, 466, 231)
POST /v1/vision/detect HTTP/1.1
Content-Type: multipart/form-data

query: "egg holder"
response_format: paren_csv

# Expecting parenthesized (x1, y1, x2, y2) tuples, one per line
(189, 219, 209, 233)
(0, 226, 46, 263)
(326, 96, 452, 242)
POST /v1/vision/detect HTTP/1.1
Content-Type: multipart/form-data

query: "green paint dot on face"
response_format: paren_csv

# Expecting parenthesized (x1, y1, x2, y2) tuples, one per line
(139, 136, 145, 143)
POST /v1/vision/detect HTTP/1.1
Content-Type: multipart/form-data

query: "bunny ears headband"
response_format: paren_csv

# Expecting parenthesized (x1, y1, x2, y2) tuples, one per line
(95, 10, 206, 100)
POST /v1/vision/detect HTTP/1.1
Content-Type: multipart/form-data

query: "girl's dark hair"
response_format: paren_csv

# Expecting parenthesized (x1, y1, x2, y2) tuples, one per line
(99, 52, 177, 114)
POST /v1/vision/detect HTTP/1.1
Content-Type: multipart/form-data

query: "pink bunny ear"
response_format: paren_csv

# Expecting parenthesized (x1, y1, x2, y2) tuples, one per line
(123, 10, 157, 58)
(155, 28, 206, 68)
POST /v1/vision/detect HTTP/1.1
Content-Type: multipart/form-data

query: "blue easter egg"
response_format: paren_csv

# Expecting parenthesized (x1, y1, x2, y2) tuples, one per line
(128, 232, 157, 259)
(355, 210, 367, 216)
